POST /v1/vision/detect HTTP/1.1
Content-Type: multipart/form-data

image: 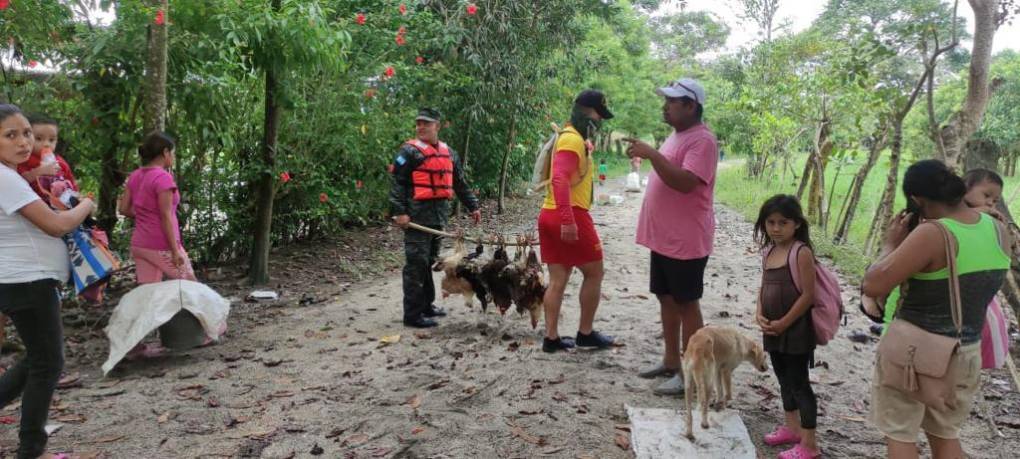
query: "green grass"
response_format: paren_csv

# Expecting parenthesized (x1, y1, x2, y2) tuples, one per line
(717, 155, 1020, 279)
(715, 155, 907, 278)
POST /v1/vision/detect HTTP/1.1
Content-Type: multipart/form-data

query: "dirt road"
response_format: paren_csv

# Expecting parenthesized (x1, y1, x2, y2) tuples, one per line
(4, 178, 1018, 458)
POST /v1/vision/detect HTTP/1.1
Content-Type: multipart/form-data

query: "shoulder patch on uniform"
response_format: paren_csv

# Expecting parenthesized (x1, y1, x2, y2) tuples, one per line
(395, 155, 407, 166)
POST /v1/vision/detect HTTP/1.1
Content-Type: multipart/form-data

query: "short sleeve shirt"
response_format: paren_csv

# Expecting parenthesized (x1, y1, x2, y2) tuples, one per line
(0, 166, 70, 283)
(635, 123, 719, 260)
(126, 167, 182, 251)
(541, 126, 594, 210)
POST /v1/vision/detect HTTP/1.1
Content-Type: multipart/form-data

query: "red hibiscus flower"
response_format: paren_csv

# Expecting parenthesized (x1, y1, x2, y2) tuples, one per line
(319, 193, 329, 203)
(395, 34, 406, 46)
(355, 180, 364, 190)
(466, 3, 477, 15)
(399, 4, 407, 15)
(279, 172, 291, 183)
(364, 88, 376, 99)
(0, 0, 11, 11)
(355, 13, 366, 25)
(154, 10, 165, 25)
(415, 56, 425, 65)
(27, 60, 38, 68)
(384, 66, 395, 78)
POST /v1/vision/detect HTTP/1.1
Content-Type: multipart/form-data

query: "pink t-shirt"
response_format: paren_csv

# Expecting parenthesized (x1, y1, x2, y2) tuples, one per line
(126, 167, 182, 251)
(635, 123, 718, 260)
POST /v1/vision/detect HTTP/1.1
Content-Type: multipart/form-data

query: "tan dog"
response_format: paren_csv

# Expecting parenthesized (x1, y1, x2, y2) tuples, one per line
(683, 325, 769, 439)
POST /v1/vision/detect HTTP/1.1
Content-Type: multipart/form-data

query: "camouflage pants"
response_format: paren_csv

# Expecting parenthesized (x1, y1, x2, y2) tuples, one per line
(402, 225, 442, 321)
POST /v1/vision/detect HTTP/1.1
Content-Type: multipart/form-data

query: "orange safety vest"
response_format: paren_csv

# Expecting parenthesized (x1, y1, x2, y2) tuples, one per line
(405, 139, 454, 201)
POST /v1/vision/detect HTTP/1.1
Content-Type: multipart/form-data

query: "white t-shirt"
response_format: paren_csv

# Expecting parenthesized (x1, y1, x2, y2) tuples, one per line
(0, 165, 70, 283)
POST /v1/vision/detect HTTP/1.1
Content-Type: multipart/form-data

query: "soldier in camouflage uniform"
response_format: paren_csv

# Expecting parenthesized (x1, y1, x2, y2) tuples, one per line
(390, 108, 481, 328)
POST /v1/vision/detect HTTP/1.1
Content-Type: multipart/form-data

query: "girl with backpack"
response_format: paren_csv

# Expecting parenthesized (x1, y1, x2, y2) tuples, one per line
(754, 194, 822, 459)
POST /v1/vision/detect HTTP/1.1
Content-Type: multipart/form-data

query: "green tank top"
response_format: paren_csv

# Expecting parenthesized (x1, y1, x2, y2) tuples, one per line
(883, 213, 1009, 343)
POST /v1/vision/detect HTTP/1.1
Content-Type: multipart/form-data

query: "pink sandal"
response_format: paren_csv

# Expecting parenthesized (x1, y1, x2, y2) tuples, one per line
(778, 444, 820, 459)
(764, 426, 801, 446)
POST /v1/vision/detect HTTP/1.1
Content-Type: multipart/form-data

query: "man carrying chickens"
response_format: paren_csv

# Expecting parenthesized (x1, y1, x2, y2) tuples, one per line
(390, 108, 482, 329)
(537, 90, 616, 353)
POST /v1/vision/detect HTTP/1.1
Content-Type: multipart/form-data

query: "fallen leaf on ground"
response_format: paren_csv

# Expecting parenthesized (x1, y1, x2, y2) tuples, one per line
(207, 397, 221, 408)
(380, 334, 401, 345)
(614, 424, 631, 432)
(426, 379, 449, 390)
(341, 433, 369, 447)
(54, 413, 86, 423)
(413, 332, 432, 339)
(835, 415, 866, 423)
(548, 374, 565, 385)
(92, 434, 126, 443)
(270, 390, 296, 399)
(614, 432, 631, 450)
(57, 372, 82, 389)
(552, 392, 567, 402)
(263, 358, 284, 367)
(541, 446, 566, 455)
(157, 411, 175, 424)
(519, 409, 542, 415)
(406, 394, 421, 409)
(511, 425, 547, 446)
(411, 426, 426, 435)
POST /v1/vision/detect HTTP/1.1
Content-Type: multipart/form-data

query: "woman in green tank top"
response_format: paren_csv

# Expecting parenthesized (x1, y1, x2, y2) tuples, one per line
(862, 160, 1011, 459)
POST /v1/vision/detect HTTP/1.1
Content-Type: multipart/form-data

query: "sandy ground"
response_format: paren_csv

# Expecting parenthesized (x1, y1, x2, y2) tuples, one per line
(2, 176, 1019, 459)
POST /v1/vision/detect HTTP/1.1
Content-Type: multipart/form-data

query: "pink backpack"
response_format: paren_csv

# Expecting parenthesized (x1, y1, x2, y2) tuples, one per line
(762, 241, 844, 345)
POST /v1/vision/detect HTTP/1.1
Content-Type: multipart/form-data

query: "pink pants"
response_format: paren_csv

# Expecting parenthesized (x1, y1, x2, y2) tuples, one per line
(131, 246, 196, 284)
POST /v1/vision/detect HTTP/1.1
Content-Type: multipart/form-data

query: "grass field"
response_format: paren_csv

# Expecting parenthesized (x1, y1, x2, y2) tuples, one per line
(715, 155, 1007, 278)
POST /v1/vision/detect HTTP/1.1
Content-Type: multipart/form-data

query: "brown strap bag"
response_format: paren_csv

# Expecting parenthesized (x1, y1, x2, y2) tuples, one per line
(876, 221, 962, 412)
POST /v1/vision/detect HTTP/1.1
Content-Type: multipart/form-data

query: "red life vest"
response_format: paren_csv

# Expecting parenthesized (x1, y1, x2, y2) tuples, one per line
(405, 139, 454, 201)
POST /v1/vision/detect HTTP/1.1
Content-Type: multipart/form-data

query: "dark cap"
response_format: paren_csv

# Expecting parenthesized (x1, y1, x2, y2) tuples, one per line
(574, 90, 613, 120)
(415, 108, 441, 123)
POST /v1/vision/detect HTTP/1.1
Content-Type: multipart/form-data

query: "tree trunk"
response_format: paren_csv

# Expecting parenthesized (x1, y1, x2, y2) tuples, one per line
(452, 117, 473, 217)
(826, 157, 844, 223)
(866, 118, 904, 254)
(796, 153, 814, 201)
(497, 116, 517, 214)
(808, 109, 833, 228)
(249, 66, 281, 285)
(936, 0, 999, 170)
(142, 0, 169, 133)
(834, 127, 887, 244)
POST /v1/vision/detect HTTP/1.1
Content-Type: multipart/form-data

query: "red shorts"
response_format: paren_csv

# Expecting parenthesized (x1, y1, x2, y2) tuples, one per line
(538, 207, 602, 267)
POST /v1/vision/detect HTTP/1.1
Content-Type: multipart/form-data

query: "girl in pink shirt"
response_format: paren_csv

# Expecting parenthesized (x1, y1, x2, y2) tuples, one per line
(118, 132, 196, 284)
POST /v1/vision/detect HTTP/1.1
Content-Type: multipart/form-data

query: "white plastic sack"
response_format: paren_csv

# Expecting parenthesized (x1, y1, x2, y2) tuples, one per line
(625, 172, 642, 192)
(102, 280, 230, 374)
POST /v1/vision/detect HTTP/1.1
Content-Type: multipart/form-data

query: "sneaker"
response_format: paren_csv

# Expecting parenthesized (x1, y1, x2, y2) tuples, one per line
(423, 305, 447, 318)
(575, 330, 614, 349)
(778, 443, 820, 459)
(403, 316, 438, 328)
(542, 336, 576, 353)
(637, 363, 678, 379)
(653, 374, 685, 396)
(764, 426, 802, 447)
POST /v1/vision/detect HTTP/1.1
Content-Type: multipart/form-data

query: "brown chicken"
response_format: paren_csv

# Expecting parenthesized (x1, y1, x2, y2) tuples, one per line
(512, 239, 545, 328)
(433, 239, 488, 310)
(482, 236, 514, 315)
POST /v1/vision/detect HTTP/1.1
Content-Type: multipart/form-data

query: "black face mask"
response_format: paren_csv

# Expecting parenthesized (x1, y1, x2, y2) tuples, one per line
(570, 106, 602, 140)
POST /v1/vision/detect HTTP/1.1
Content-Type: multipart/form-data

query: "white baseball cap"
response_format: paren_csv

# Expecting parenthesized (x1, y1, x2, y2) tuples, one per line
(656, 78, 706, 106)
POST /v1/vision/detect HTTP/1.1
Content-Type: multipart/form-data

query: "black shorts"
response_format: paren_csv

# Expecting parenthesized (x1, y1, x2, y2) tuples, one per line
(649, 252, 709, 303)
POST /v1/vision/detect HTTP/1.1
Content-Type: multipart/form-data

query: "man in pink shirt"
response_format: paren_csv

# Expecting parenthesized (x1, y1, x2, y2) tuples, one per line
(626, 78, 718, 395)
